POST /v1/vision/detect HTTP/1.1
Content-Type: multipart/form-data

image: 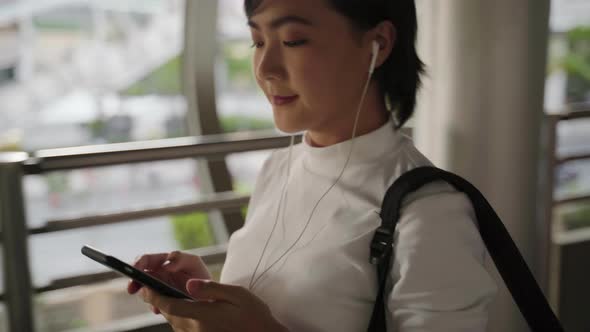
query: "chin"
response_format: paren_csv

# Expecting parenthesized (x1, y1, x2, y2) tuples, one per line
(272, 109, 307, 134)
(274, 122, 303, 135)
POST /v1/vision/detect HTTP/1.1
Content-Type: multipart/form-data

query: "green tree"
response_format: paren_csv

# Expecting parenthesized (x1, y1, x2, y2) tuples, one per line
(562, 205, 590, 231)
(559, 26, 590, 102)
(123, 56, 182, 96)
(171, 206, 249, 250)
(171, 212, 215, 250)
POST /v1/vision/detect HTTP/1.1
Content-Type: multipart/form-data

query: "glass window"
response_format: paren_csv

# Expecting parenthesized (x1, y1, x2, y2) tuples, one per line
(216, 0, 274, 135)
(12, 2, 189, 211)
(0, 0, 187, 152)
(24, 160, 201, 229)
(0, 0, 216, 329)
(546, 0, 590, 234)
(545, 0, 590, 109)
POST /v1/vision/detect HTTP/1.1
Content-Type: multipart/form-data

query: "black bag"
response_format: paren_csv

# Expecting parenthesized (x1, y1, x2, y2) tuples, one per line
(368, 166, 564, 332)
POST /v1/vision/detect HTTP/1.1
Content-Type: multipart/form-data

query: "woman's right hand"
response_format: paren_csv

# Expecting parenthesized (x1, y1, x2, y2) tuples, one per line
(127, 250, 212, 313)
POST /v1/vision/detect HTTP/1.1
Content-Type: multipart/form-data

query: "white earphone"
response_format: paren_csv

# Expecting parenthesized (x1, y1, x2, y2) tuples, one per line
(369, 40, 380, 74)
(248, 40, 383, 291)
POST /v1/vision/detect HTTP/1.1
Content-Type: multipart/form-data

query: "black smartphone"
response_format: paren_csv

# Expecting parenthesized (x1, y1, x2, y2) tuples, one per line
(81, 245, 192, 300)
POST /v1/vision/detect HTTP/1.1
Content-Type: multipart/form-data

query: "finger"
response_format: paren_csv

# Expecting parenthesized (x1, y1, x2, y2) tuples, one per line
(163, 251, 201, 273)
(128, 269, 170, 294)
(143, 287, 227, 321)
(141, 291, 166, 318)
(159, 311, 200, 331)
(150, 305, 160, 315)
(186, 279, 247, 305)
(133, 253, 170, 271)
(127, 279, 143, 294)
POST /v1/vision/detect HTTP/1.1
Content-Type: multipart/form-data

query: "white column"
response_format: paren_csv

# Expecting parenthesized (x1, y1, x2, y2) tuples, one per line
(414, 1, 551, 331)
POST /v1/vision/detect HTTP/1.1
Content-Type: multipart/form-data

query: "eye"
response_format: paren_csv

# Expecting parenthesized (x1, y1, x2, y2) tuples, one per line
(250, 41, 264, 49)
(283, 40, 308, 47)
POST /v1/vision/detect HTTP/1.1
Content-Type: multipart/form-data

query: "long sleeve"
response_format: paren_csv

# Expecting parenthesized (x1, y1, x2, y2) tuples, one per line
(386, 182, 498, 331)
(222, 117, 498, 332)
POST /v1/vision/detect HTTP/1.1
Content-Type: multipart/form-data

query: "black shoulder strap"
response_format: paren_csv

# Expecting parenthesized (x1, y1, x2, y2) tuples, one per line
(367, 166, 564, 332)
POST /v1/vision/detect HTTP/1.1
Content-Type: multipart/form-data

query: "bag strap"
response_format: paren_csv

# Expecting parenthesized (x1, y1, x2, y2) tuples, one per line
(368, 166, 564, 332)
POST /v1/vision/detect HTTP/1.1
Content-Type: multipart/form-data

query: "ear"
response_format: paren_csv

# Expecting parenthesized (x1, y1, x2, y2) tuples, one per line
(371, 21, 396, 70)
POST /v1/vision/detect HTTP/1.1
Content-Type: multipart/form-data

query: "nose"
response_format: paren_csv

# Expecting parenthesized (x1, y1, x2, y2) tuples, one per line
(254, 43, 286, 83)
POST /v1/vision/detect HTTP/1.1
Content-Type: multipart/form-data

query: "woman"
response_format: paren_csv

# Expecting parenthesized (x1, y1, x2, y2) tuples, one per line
(128, 0, 498, 331)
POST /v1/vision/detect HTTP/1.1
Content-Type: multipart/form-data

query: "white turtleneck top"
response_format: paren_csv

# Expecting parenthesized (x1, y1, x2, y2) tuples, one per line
(220, 116, 498, 332)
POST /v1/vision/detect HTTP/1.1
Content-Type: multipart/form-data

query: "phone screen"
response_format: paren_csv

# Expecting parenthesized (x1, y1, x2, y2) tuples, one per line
(81, 245, 192, 300)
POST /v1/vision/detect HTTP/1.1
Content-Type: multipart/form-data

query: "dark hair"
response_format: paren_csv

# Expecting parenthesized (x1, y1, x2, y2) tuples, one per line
(244, 0, 425, 129)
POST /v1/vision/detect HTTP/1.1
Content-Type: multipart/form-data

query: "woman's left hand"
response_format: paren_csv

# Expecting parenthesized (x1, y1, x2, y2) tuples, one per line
(139, 279, 289, 332)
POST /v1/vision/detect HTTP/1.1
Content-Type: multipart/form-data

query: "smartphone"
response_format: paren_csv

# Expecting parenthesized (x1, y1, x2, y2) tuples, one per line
(81, 245, 192, 300)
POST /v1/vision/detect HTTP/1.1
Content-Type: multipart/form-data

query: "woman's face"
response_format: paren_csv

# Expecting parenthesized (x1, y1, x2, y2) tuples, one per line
(248, 0, 373, 134)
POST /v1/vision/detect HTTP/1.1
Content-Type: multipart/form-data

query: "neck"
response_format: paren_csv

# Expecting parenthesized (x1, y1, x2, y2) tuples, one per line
(306, 83, 389, 147)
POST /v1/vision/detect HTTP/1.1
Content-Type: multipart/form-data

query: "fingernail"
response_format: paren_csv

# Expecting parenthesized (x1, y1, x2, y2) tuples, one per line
(166, 251, 177, 262)
(187, 279, 202, 293)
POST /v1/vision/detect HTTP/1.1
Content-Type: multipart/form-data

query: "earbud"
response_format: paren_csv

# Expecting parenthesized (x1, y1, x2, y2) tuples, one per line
(369, 40, 380, 74)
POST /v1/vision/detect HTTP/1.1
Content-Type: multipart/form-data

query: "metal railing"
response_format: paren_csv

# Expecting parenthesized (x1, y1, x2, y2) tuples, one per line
(540, 107, 590, 319)
(0, 129, 301, 332)
(0, 102, 582, 331)
(544, 109, 590, 223)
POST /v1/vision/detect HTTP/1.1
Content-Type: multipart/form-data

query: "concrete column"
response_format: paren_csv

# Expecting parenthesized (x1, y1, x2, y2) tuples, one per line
(414, 1, 551, 331)
(183, 0, 241, 243)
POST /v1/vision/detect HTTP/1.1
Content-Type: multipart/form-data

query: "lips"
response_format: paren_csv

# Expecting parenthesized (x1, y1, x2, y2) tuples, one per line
(272, 95, 298, 106)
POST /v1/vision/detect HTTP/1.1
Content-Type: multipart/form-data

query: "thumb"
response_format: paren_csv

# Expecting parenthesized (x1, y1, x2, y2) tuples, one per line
(186, 279, 247, 305)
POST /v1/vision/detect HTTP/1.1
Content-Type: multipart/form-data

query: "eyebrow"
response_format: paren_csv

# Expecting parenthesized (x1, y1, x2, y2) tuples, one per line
(247, 15, 314, 30)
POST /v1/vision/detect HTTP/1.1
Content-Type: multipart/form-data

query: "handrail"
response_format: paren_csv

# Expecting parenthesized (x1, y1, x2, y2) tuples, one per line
(559, 110, 590, 120)
(23, 130, 301, 174)
(554, 227, 590, 246)
(27, 192, 249, 235)
(543, 106, 590, 312)
(556, 153, 590, 165)
(546, 107, 590, 121)
(547, 109, 590, 208)
(2, 109, 582, 330)
(545, 108, 590, 212)
(553, 194, 590, 207)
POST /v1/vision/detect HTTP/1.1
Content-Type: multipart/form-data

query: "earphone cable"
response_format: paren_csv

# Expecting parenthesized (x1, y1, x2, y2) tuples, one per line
(248, 135, 295, 290)
(248, 67, 374, 290)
